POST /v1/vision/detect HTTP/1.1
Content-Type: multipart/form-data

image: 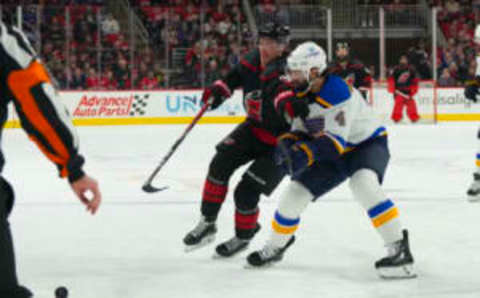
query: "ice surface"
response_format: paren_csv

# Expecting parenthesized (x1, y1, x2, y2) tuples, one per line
(2, 123, 480, 298)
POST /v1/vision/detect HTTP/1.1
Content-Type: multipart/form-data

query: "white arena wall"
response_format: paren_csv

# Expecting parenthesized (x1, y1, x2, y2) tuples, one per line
(3, 85, 480, 128)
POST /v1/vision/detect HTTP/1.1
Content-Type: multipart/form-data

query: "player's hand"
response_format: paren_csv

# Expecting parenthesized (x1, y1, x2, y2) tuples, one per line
(284, 97, 309, 119)
(465, 85, 479, 102)
(202, 80, 230, 110)
(70, 175, 102, 215)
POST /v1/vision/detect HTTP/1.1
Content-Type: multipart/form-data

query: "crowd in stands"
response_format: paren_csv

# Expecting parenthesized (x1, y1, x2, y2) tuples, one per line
(1, 0, 478, 89)
(132, 0, 252, 87)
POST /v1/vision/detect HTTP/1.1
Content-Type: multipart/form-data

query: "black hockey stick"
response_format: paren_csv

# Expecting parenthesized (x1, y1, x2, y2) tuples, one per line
(276, 140, 294, 176)
(142, 103, 210, 193)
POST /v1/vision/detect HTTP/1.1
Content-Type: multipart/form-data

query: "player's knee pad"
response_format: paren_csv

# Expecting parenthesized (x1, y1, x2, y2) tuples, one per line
(349, 169, 386, 210)
(0, 177, 14, 218)
(234, 178, 261, 211)
(277, 181, 313, 219)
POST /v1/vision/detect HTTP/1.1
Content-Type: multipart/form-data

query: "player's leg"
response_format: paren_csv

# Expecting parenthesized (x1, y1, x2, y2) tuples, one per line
(346, 137, 416, 279)
(183, 123, 254, 250)
(215, 155, 285, 257)
(467, 127, 480, 201)
(391, 95, 404, 123)
(405, 98, 420, 123)
(0, 178, 32, 298)
(247, 162, 346, 267)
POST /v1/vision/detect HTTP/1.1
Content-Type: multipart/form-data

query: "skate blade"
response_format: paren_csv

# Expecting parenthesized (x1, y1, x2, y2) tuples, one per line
(212, 245, 249, 259)
(243, 261, 276, 269)
(184, 235, 216, 253)
(377, 264, 417, 279)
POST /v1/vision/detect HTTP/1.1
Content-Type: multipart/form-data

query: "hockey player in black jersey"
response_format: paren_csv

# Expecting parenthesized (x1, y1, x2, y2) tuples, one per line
(0, 21, 102, 297)
(183, 22, 295, 257)
(328, 42, 372, 99)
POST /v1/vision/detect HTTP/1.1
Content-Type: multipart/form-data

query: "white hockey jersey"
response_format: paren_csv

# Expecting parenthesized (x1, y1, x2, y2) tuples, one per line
(291, 74, 386, 155)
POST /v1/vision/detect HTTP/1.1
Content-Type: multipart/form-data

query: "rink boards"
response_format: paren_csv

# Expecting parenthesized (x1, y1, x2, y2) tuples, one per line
(3, 87, 480, 128)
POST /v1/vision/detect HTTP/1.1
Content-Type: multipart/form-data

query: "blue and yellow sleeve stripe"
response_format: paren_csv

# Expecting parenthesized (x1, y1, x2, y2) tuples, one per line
(368, 199, 399, 228)
(476, 154, 480, 167)
(272, 211, 300, 235)
(324, 132, 346, 154)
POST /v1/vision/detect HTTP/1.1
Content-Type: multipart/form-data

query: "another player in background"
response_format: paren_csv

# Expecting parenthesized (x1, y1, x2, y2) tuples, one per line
(328, 42, 372, 99)
(465, 24, 480, 202)
(183, 22, 293, 257)
(246, 42, 416, 279)
(0, 21, 101, 297)
(388, 54, 420, 123)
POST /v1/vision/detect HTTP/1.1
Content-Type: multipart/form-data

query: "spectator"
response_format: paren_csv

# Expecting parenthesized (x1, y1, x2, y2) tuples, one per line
(86, 67, 100, 90)
(438, 68, 456, 86)
(114, 57, 132, 89)
(70, 67, 87, 89)
(139, 70, 159, 89)
(205, 59, 221, 85)
(102, 13, 120, 44)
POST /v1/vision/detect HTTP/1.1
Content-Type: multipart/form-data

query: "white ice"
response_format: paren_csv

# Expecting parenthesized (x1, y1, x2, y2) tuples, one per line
(2, 123, 480, 298)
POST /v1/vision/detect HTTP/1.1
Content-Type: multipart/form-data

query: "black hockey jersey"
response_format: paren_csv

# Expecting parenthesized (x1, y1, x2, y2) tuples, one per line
(388, 65, 418, 95)
(0, 21, 84, 181)
(328, 59, 372, 91)
(221, 49, 290, 145)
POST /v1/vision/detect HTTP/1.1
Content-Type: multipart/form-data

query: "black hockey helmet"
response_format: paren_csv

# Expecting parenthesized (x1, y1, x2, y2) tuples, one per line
(258, 22, 290, 44)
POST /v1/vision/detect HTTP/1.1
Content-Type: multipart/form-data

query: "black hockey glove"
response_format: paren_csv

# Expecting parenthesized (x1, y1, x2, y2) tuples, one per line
(202, 80, 231, 110)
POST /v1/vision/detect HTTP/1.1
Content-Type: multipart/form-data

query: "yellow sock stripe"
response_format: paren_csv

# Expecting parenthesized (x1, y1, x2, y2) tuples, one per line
(476, 160, 480, 167)
(372, 207, 399, 228)
(272, 220, 299, 234)
(298, 143, 314, 166)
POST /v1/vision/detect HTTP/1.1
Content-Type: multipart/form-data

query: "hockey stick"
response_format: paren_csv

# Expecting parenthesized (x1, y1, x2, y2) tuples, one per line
(142, 103, 210, 193)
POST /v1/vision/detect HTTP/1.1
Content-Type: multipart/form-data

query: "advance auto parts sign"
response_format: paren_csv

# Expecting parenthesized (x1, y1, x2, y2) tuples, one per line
(59, 90, 245, 124)
(72, 93, 150, 117)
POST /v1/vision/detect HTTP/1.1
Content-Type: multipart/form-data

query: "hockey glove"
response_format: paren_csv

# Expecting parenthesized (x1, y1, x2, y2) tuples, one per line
(465, 84, 479, 103)
(275, 136, 315, 178)
(202, 80, 231, 110)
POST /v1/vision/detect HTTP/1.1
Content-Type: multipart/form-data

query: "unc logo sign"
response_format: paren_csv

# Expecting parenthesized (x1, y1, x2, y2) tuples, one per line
(166, 95, 200, 113)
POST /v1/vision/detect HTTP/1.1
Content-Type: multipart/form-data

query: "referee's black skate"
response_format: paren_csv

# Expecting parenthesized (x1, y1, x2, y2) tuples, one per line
(215, 224, 261, 257)
(375, 229, 416, 279)
(183, 216, 217, 252)
(246, 236, 296, 267)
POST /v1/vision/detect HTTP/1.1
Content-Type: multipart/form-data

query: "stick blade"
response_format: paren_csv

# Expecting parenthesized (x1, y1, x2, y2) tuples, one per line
(142, 183, 169, 193)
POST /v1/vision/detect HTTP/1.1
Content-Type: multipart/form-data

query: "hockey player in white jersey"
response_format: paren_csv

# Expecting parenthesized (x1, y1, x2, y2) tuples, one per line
(246, 42, 416, 279)
(465, 24, 480, 202)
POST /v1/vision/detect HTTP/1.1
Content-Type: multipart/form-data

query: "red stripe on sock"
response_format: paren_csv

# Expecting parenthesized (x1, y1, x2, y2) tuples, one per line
(235, 209, 259, 230)
(202, 179, 228, 203)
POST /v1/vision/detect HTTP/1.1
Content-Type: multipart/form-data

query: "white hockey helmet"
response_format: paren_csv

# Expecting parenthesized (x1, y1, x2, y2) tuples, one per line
(287, 41, 327, 82)
(475, 24, 480, 45)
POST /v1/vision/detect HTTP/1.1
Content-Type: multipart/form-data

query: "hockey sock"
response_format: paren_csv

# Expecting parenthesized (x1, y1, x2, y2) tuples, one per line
(200, 178, 228, 221)
(268, 181, 312, 248)
(350, 169, 402, 244)
(235, 208, 259, 239)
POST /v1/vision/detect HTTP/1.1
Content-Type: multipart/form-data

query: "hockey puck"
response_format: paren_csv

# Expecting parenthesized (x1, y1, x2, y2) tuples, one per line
(55, 286, 68, 298)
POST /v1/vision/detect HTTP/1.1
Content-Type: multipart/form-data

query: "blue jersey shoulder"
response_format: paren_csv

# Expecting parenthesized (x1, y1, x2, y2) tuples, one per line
(314, 75, 351, 108)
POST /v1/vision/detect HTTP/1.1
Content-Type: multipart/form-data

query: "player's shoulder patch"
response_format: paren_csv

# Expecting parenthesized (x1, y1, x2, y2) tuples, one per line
(314, 74, 351, 108)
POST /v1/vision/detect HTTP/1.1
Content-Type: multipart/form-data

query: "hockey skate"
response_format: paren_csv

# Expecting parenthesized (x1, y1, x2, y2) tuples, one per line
(375, 229, 416, 279)
(246, 236, 296, 267)
(183, 216, 217, 252)
(467, 173, 480, 202)
(215, 224, 261, 257)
